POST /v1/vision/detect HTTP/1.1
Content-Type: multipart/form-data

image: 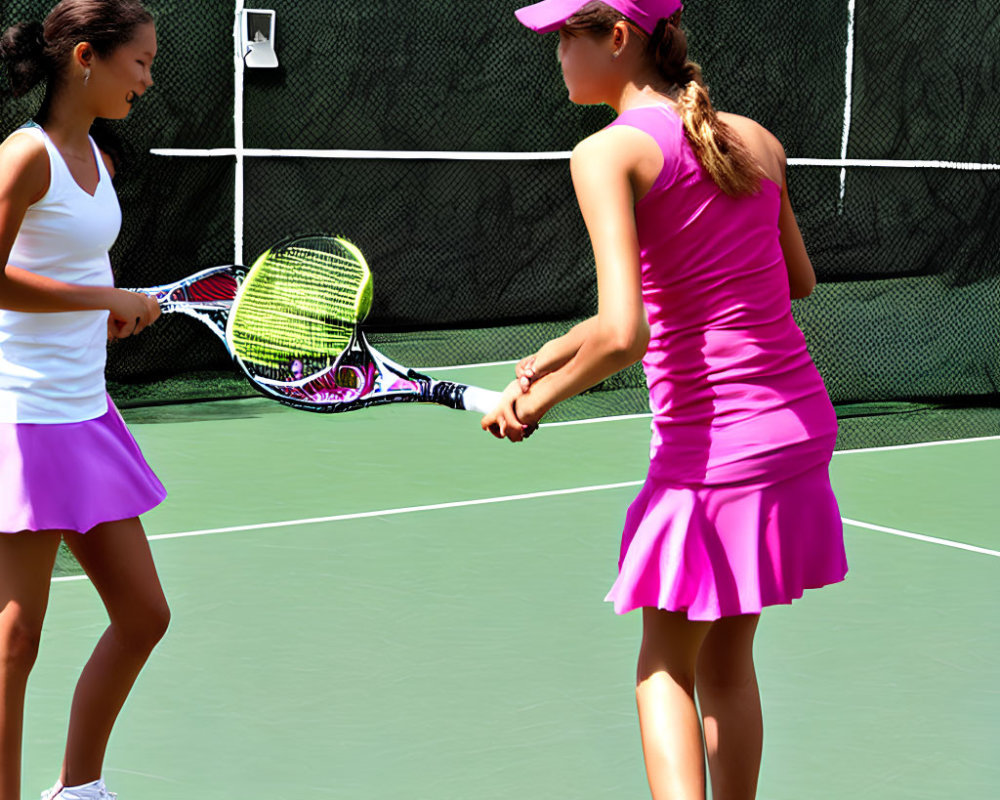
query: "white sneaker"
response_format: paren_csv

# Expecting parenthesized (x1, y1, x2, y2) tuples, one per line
(40, 778, 117, 799)
(39, 782, 62, 800)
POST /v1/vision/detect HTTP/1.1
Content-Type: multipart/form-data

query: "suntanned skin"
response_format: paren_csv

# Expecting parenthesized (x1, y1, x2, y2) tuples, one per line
(0, 23, 160, 335)
(0, 19, 173, 798)
(482, 16, 818, 800)
(482, 22, 815, 443)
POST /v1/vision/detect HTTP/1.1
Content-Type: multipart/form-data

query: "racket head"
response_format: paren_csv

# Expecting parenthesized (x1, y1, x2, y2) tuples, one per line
(224, 234, 373, 384)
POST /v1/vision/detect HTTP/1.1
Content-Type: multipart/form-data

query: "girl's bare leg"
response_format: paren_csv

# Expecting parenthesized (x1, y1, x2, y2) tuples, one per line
(0, 531, 62, 800)
(59, 518, 169, 786)
(635, 608, 712, 800)
(696, 614, 762, 800)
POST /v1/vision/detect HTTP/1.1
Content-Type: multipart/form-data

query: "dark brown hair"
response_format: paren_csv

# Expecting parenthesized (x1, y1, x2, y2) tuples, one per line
(565, 1, 762, 197)
(1, 0, 153, 98)
(1, 1, 153, 167)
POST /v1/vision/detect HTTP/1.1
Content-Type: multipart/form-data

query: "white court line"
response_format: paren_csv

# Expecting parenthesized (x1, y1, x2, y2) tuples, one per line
(149, 148, 575, 161)
(407, 366, 999, 449)
(422, 359, 519, 371)
(544, 413, 653, 427)
(49, 480, 644, 583)
(232, 1, 246, 269)
(838, 0, 857, 209)
(148, 147, 1000, 171)
(141, 479, 644, 542)
(791, 157, 1000, 171)
(842, 518, 1000, 558)
(532, 412, 1000, 455)
(51, 468, 999, 583)
(833, 434, 1000, 455)
(553, 418, 1000, 454)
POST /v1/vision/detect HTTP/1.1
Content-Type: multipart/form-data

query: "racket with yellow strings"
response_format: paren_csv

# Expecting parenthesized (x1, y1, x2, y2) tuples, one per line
(129, 234, 501, 414)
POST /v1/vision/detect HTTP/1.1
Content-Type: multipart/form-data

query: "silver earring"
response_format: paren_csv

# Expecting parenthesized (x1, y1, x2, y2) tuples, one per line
(83, 68, 91, 85)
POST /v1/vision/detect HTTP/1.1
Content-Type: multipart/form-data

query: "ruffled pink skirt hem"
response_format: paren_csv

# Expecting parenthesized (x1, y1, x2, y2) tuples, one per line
(605, 462, 847, 621)
(0, 396, 166, 534)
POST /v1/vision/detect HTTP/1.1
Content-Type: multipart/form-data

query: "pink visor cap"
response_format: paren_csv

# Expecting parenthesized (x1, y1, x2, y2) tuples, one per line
(515, 0, 683, 35)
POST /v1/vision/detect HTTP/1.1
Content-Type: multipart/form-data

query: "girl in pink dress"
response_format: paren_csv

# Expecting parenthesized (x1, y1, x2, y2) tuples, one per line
(0, 3, 165, 798)
(484, 1, 847, 797)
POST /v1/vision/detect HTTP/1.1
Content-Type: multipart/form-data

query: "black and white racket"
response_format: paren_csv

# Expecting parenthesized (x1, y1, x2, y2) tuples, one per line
(129, 235, 501, 415)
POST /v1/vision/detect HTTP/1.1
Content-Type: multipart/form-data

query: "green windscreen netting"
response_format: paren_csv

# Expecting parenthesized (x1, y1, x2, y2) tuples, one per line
(2, 0, 998, 445)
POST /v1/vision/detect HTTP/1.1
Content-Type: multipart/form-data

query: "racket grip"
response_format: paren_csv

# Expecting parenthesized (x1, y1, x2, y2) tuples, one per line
(461, 385, 503, 415)
(428, 382, 501, 414)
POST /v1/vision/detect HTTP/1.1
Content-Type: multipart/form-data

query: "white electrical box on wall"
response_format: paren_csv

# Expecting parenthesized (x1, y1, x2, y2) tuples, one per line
(241, 9, 278, 68)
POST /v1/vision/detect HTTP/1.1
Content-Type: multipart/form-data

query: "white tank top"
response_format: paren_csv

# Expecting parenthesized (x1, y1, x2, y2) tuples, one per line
(0, 123, 122, 423)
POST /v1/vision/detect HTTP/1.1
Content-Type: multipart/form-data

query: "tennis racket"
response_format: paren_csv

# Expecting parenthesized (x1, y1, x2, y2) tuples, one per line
(129, 235, 502, 415)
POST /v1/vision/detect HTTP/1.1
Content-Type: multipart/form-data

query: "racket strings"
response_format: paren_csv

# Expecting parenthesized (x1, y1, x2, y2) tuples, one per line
(227, 238, 372, 381)
(176, 272, 237, 304)
(277, 246, 370, 322)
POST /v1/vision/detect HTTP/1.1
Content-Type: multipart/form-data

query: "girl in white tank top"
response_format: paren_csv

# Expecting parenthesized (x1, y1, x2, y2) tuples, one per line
(0, 122, 121, 423)
(0, 4, 169, 799)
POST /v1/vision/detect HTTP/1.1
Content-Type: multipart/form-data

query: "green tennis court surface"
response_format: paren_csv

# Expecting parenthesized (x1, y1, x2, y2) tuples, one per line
(4, 0, 996, 794)
(24, 363, 999, 800)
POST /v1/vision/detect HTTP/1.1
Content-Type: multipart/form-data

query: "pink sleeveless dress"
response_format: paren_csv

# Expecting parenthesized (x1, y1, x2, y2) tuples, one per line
(603, 106, 847, 620)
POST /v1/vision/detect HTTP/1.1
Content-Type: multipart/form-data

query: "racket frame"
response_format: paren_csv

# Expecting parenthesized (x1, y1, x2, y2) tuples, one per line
(128, 239, 500, 415)
(132, 263, 243, 341)
(238, 328, 500, 415)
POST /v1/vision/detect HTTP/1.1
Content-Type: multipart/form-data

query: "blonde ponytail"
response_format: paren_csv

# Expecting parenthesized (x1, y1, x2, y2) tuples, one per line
(650, 19, 762, 198)
(564, 3, 768, 197)
(673, 63, 762, 197)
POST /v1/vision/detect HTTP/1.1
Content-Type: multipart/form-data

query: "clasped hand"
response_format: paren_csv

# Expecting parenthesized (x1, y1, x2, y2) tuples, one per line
(481, 355, 542, 443)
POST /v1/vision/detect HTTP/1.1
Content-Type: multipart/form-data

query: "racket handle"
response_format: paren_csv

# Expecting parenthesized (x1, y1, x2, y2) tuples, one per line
(461, 385, 503, 415)
(428, 381, 501, 414)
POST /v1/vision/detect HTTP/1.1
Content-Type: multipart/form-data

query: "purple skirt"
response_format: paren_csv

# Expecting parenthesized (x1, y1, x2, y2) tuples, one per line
(605, 461, 847, 621)
(0, 396, 166, 534)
